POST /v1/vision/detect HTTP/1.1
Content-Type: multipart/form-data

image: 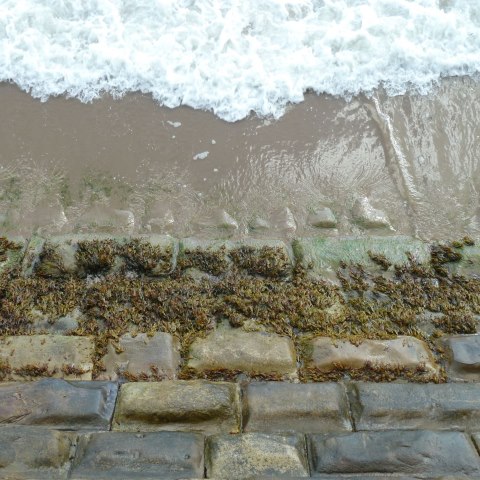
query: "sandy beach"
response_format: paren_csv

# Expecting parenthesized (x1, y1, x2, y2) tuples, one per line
(0, 76, 479, 240)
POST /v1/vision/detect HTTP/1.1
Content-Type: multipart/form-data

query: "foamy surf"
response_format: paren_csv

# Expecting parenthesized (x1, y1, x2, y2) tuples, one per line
(1, 0, 479, 121)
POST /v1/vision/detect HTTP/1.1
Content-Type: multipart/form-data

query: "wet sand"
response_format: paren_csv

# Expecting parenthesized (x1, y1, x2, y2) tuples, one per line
(0, 76, 479, 240)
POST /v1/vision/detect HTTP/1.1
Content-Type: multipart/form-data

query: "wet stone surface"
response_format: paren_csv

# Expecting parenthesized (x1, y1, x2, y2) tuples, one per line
(0, 426, 76, 480)
(308, 430, 480, 476)
(70, 431, 204, 480)
(96, 332, 181, 381)
(243, 382, 352, 433)
(349, 382, 480, 431)
(0, 335, 94, 380)
(187, 329, 297, 376)
(308, 336, 436, 373)
(443, 334, 480, 381)
(0, 379, 118, 430)
(205, 433, 310, 479)
(113, 380, 241, 434)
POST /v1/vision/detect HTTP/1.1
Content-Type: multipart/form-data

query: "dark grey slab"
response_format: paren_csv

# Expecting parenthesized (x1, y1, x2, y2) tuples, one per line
(309, 430, 480, 477)
(0, 379, 118, 430)
(0, 426, 76, 479)
(243, 381, 352, 433)
(205, 433, 310, 478)
(349, 382, 480, 431)
(70, 431, 204, 479)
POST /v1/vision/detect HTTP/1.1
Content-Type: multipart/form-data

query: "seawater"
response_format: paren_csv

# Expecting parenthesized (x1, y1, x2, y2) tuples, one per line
(1, 0, 480, 121)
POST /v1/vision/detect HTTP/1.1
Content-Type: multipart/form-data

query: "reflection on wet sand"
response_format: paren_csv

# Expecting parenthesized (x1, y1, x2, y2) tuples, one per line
(0, 76, 479, 240)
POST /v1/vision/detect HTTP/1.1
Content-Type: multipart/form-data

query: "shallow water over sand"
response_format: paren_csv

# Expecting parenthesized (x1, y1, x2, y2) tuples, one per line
(0, 76, 479, 240)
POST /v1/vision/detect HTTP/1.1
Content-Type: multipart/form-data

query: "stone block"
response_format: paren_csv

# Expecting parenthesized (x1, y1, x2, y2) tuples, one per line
(179, 238, 233, 276)
(70, 431, 204, 480)
(113, 380, 240, 434)
(205, 433, 309, 478)
(442, 334, 480, 381)
(96, 332, 180, 381)
(293, 236, 429, 279)
(0, 379, 118, 430)
(229, 239, 293, 278)
(308, 336, 436, 372)
(0, 335, 94, 380)
(121, 235, 178, 275)
(187, 329, 297, 376)
(243, 382, 352, 433)
(21, 235, 45, 276)
(309, 430, 480, 476)
(32, 234, 124, 278)
(349, 382, 480, 431)
(0, 426, 76, 479)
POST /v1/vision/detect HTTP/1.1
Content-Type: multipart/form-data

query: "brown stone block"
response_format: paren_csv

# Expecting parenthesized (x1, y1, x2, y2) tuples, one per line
(0, 335, 94, 380)
(113, 380, 240, 434)
(96, 332, 180, 381)
(187, 329, 297, 376)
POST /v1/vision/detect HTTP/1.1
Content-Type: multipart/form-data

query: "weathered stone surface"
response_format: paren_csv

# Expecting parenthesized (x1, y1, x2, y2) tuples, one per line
(307, 207, 337, 229)
(70, 431, 204, 479)
(0, 335, 94, 380)
(113, 380, 240, 434)
(443, 334, 480, 381)
(187, 329, 297, 375)
(352, 196, 393, 229)
(243, 382, 352, 433)
(0, 379, 118, 430)
(308, 336, 436, 372)
(309, 430, 480, 476)
(22, 235, 45, 276)
(96, 332, 180, 381)
(350, 382, 480, 431)
(206, 433, 309, 478)
(0, 426, 76, 479)
(293, 236, 429, 278)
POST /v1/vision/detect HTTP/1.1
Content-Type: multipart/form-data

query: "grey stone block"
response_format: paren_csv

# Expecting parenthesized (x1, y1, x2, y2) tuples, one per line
(70, 431, 204, 480)
(205, 433, 310, 478)
(113, 380, 240, 434)
(349, 382, 480, 431)
(0, 379, 118, 430)
(443, 334, 480, 381)
(309, 430, 480, 476)
(293, 236, 429, 279)
(0, 426, 76, 479)
(243, 382, 352, 433)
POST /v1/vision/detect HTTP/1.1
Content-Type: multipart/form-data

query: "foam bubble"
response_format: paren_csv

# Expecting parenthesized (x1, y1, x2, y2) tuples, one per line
(1, 0, 480, 121)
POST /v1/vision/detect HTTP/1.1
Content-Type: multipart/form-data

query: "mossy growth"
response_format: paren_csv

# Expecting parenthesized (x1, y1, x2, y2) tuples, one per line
(367, 250, 392, 271)
(229, 245, 291, 278)
(178, 245, 230, 276)
(0, 237, 22, 263)
(75, 239, 118, 275)
(1, 237, 480, 382)
(121, 238, 172, 275)
(35, 243, 68, 277)
(299, 362, 446, 383)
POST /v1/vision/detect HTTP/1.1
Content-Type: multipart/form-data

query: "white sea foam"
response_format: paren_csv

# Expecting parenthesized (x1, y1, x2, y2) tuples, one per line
(1, 0, 479, 121)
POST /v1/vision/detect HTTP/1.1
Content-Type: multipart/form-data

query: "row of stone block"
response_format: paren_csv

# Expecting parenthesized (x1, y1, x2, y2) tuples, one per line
(0, 332, 436, 381)
(5, 379, 480, 435)
(3, 234, 480, 279)
(3, 426, 480, 479)
(2, 331, 480, 382)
